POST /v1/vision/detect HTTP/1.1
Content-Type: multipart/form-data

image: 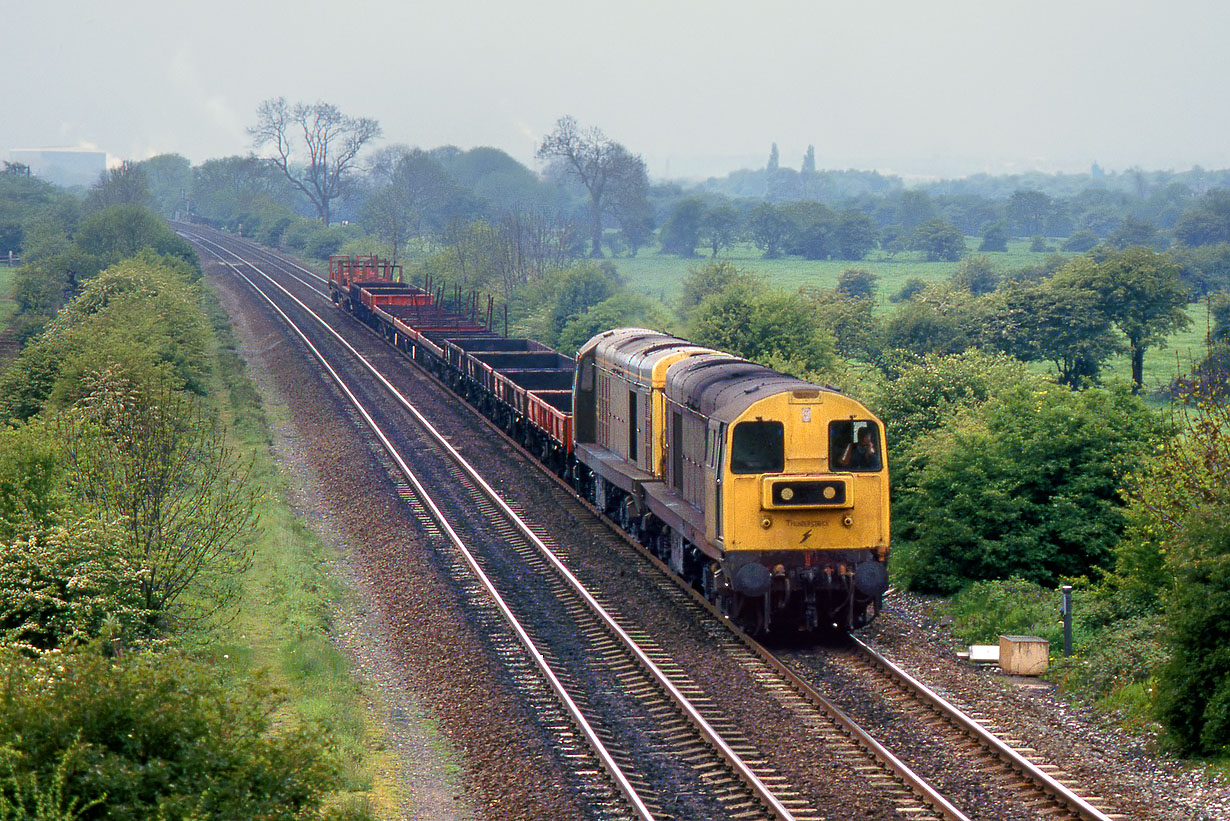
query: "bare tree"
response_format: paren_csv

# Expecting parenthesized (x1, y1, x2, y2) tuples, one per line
(536, 116, 648, 258)
(249, 97, 381, 226)
(491, 207, 581, 297)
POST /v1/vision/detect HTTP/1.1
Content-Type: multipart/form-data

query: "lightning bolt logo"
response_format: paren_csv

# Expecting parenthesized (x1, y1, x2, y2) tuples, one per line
(800, 529, 813, 544)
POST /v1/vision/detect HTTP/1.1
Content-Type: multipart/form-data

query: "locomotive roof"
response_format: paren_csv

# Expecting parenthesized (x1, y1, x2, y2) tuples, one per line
(665, 353, 835, 422)
(576, 327, 661, 362)
(593, 329, 713, 382)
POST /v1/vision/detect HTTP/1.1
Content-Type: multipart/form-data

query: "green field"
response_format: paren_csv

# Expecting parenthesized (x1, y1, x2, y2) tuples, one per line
(608, 238, 1058, 305)
(605, 238, 1210, 393)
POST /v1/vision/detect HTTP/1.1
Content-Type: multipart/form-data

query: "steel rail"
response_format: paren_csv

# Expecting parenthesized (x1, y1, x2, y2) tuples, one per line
(194, 240, 655, 821)
(195, 236, 800, 820)
(850, 636, 1116, 821)
(195, 230, 980, 820)
(195, 228, 1121, 821)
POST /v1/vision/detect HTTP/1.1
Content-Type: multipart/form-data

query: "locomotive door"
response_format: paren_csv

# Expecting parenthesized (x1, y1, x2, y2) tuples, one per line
(705, 419, 726, 544)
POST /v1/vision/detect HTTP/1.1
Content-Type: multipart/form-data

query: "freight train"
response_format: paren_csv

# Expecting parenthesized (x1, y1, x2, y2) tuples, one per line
(330, 255, 890, 633)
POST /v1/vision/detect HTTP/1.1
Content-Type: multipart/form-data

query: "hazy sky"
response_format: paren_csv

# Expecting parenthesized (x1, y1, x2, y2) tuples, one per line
(6, 0, 1229, 181)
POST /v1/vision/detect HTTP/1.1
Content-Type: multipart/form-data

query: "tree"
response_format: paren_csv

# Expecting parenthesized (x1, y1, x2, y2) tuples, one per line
(557, 292, 670, 354)
(691, 281, 836, 377)
(781, 201, 836, 259)
(73, 204, 197, 269)
(191, 155, 292, 222)
(747, 202, 790, 258)
(801, 145, 815, 174)
(767, 142, 779, 171)
(912, 218, 966, 261)
(1127, 366, 1230, 753)
(59, 371, 258, 627)
(362, 186, 414, 264)
(536, 116, 648, 258)
(949, 255, 999, 296)
(870, 349, 1038, 459)
(1061, 230, 1100, 253)
(545, 263, 622, 346)
(1007, 189, 1052, 236)
(1052, 248, 1192, 391)
(835, 268, 878, 301)
(615, 204, 654, 257)
(1108, 216, 1165, 250)
(833, 210, 878, 260)
(882, 299, 971, 357)
(986, 280, 1123, 387)
(890, 277, 927, 302)
(679, 260, 755, 314)
(1174, 189, 1230, 247)
(700, 203, 740, 257)
(361, 148, 462, 247)
(137, 153, 192, 218)
(84, 161, 151, 213)
(660, 197, 705, 256)
(898, 190, 935, 230)
(249, 97, 381, 226)
(978, 222, 1009, 252)
(805, 289, 883, 363)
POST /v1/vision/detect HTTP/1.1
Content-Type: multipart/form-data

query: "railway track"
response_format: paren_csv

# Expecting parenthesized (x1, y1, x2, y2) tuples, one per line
(182, 226, 1131, 821)
(186, 230, 814, 819)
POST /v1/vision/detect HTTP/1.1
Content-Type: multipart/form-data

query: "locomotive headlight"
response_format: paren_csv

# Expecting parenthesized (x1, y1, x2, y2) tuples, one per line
(823, 486, 837, 500)
(780, 487, 794, 501)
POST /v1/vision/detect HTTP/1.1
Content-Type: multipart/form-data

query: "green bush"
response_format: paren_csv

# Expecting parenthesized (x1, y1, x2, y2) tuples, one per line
(0, 647, 365, 820)
(941, 577, 1063, 647)
(306, 227, 352, 260)
(1, 252, 216, 422)
(690, 280, 836, 377)
(1156, 514, 1230, 755)
(258, 215, 293, 248)
(893, 384, 1162, 593)
(283, 220, 317, 251)
(1053, 615, 1167, 703)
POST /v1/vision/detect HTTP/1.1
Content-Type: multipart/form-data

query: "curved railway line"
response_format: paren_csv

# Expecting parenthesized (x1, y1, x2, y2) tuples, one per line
(181, 225, 1133, 821)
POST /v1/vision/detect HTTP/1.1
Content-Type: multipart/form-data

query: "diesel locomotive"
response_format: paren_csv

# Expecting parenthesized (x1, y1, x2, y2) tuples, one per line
(328, 256, 890, 633)
(573, 329, 889, 632)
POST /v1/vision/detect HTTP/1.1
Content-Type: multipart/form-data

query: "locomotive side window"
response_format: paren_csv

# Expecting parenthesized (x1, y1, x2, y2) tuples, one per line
(830, 420, 882, 472)
(730, 421, 784, 474)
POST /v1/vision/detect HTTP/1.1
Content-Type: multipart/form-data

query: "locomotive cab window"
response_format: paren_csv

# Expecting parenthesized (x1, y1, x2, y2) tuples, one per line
(730, 421, 784, 474)
(830, 420, 882, 472)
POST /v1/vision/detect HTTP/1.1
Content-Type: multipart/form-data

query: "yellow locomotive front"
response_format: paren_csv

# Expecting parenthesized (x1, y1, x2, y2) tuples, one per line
(657, 354, 890, 632)
(572, 329, 889, 634)
(716, 390, 890, 631)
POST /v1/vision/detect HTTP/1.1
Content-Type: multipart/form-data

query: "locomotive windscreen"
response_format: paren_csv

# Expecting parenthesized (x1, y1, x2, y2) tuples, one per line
(730, 421, 784, 474)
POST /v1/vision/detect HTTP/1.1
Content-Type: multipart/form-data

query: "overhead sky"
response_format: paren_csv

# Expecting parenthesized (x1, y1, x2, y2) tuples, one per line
(6, 0, 1229, 181)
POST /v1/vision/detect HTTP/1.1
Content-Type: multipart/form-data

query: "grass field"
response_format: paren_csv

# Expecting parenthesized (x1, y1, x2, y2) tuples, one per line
(605, 238, 1212, 393)
(608, 238, 1059, 305)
